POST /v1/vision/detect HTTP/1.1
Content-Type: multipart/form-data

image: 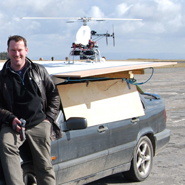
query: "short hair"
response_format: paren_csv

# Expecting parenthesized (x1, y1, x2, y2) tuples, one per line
(7, 35, 27, 48)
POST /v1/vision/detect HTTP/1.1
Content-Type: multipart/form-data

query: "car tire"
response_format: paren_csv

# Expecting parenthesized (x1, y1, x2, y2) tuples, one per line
(123, 136, 153, 182)
(22, 163, 37, 185)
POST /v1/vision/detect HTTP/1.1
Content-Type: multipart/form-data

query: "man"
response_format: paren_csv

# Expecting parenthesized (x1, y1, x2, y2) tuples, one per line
(0, 35, 62, 185)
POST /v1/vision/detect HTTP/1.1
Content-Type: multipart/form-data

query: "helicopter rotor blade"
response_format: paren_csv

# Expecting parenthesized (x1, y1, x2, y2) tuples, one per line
(21, 16, 142, 26)
(21, 17, 142, 21)
(21, 17, 82, 20)
(91, 17, 142, 21)
(21, 17, 94, 26)
(113, 33, 115, 47)
(66, 21, 75, 23)
(106, 31, 108, 45)
(112, 25, 115, 46)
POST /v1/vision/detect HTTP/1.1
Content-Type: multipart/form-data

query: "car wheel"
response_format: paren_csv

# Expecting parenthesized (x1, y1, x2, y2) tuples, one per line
(22, 163, 37, 185)
(123, 136, 153, 182)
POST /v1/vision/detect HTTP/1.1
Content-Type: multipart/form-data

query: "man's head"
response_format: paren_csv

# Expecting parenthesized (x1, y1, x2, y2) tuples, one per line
(7, 35, 27, 49)
(7, 35, 28, 71)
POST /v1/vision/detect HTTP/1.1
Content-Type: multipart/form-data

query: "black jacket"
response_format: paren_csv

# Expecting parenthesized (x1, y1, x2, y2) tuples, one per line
(0, 57, 62, 140)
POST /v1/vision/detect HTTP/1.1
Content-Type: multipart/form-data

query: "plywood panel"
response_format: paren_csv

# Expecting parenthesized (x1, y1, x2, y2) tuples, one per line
(57, 79, 145, 127)
(53, 62, 176, 78)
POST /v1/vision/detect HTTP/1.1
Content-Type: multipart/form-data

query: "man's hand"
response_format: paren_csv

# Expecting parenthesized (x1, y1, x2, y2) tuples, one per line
(44, 119, 50, 123)
(12, 117, 22, 133)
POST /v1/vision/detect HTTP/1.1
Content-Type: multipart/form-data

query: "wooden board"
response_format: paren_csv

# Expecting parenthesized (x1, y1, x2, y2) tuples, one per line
(57, 79, 145, 127)
(0, 60, 177, 79)
(53, 61, 177, 78)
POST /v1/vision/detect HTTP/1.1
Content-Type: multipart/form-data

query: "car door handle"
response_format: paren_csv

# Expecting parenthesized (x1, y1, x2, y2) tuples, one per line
(131, 117, 140, 124)
(98, 126, 108, 133)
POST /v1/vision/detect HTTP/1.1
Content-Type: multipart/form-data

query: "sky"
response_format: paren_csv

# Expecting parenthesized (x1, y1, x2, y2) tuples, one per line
(0, 0, 185, 60)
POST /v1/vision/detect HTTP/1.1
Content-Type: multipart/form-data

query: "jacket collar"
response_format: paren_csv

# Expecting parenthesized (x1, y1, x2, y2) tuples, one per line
(1, 57, 34, 76)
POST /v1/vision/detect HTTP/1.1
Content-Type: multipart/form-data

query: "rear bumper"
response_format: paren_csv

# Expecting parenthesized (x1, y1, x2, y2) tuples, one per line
(154, 129, 171, 155)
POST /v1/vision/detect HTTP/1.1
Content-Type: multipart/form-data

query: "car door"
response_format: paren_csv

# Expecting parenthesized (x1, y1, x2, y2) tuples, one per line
(104, 118, 139, 170)
(51, 123, 110, 184)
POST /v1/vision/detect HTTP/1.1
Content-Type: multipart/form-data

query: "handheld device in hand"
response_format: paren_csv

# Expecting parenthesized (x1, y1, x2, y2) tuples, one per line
(19, 118, 26, 141)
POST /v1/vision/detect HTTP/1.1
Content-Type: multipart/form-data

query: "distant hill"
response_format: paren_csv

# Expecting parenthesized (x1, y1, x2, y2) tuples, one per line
(0, 52, 8, 60)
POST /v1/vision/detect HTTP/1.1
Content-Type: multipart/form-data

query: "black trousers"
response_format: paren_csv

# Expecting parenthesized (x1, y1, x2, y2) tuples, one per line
(0, 160, 5, 185)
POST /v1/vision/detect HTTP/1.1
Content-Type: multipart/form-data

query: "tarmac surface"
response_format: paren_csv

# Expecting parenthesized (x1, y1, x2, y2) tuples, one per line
(88, 65, 185, 185)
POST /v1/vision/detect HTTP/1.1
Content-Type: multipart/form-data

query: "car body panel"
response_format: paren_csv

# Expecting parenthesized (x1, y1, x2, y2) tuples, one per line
(154, 129, 171, 155)
(104, 119, 139, 169)
(52, 124, 110, 184)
